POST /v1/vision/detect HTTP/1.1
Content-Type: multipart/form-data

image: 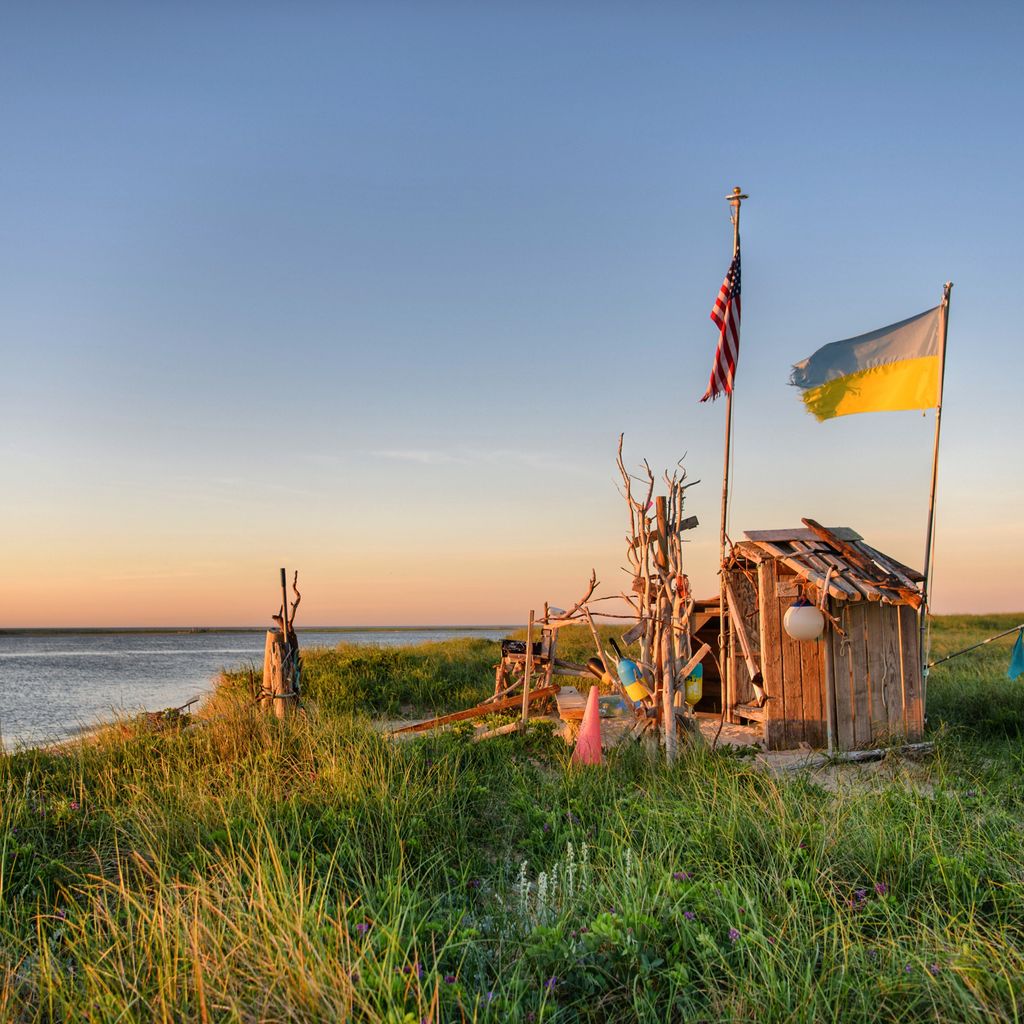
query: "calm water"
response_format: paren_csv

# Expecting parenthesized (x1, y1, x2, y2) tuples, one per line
(0, 628, 510, 750)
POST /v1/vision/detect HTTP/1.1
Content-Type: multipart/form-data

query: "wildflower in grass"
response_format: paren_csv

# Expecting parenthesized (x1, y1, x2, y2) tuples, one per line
(355, 921, 370, 936)
(444, 974, 456, 984)
(966, 789, 977, 798)
(527, 1013, 536, 1023)
(904, 965, 912, 973)
(683, 911, 696, 921)
(518, 860, 530, 914)
(544, 976, 558, 991)
(55, 910, 67, 920)
(874, 882, 888, 896)
(767, 936, 776, 944)
(673, 871, 692, 882)
(854, 888, 867, 903)
(543, 822, 551, 833)
(738, 907, 746, 914)
(929, 963, 941, 976)
(729, 928, 740, 943)
(467, 878, 481, 890)
(484, 991, 495, 1003)
(537, 871, 549, 916)
(69, 801, 79, 811)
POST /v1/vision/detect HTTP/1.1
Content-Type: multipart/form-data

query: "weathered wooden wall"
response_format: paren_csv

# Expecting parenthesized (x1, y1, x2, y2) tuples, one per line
(828, 601, 924, 750)
(759, 561, 828, 749)
(758, 560, 924, 750)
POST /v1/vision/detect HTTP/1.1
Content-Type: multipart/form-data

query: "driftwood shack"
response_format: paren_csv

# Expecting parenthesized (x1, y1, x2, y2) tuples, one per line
(721, 520, 925, 751)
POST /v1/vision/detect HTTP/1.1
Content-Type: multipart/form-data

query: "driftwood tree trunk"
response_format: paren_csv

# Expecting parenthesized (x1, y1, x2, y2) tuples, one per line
(615, 435, 699, 761)
(262, 568, 302, 719)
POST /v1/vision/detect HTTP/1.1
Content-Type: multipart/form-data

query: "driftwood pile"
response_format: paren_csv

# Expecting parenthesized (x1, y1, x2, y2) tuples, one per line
(393, 439, 710, 763)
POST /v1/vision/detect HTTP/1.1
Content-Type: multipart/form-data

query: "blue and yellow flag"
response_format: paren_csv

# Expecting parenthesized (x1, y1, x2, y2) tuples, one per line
(790, 306, 941, 421)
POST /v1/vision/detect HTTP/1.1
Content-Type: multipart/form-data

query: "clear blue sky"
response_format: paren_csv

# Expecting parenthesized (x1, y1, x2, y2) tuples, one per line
(2, 2, 1021, 625)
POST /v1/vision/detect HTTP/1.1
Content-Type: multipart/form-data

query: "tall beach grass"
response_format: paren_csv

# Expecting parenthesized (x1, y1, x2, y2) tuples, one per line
(1, 615, 1023, 1022)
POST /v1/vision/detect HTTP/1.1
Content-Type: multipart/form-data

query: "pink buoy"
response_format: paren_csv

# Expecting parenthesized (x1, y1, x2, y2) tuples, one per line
(571, 685, 603, 766)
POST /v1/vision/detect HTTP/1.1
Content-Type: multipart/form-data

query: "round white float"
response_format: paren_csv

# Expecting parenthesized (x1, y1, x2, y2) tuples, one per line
(783, 601, 825, 641)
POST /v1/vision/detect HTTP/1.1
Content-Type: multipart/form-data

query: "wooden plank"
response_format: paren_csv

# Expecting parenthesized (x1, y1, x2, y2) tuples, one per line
(778, 592, 805, 747)
(868, 602, 901, 741)
(392, 685, 561, 734)
(863, 604, 891, 742)
(759, 561, 787, 749)
(655, 496, 669, 571)
(744, 527, 863, 543)
(831, 610, 856, 751)
(787, 544, 865, 600)
(799, 628, 826, 748)
(621, 620, 645, 645)
(847, 604, 872, 747)
(734, 703, 766, 722)
(878, 606, 905, 741)
(858, 543, 925, 583)
(757, 541, 860, 601)
(802, 519, 923, 609)
(726, 570, 760, 707)
(898, 604, 925, 740)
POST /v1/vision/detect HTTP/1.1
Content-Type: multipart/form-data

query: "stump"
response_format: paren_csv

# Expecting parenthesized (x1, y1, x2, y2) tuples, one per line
(262, 628, 297, 720)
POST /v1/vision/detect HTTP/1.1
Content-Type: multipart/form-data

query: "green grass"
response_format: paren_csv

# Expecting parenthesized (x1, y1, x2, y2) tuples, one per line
(2, 615, 1023, 1022)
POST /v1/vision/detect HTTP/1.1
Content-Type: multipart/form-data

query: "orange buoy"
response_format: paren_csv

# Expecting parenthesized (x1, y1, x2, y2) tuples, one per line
(571, 685, 603, 766)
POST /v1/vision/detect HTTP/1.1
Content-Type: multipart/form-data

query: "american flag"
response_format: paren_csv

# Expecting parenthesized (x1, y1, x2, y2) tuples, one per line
(700, 244, 741, 402)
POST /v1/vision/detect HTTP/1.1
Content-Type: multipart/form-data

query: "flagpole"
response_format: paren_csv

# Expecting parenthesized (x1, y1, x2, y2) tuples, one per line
(719, 186, 745, 723)
(920, 281, 953, 685)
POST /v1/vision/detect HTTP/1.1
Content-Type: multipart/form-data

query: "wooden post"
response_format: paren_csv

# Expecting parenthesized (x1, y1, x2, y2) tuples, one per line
(718, 186, 746, 726)
(521, 610, 535, 727)
(661, 606, 677, 764)
(261, 629, 280, 711)
(822, 613, 837, 756)
(920, 282, 953, 702)
(262, 628, 286, 718)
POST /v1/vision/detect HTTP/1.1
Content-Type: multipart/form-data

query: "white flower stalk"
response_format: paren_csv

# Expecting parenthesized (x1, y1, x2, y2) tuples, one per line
(518, 859, 530, 915)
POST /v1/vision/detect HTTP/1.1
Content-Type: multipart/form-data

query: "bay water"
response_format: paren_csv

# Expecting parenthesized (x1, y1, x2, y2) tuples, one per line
(0, 628, 510, 750)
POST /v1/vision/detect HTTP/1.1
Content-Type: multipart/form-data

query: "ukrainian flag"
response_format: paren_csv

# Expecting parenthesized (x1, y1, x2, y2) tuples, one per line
(790, 306, 942, 421)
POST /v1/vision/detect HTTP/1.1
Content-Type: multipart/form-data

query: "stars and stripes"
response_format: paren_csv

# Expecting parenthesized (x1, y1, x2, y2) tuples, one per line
(700, 243, 741, 402)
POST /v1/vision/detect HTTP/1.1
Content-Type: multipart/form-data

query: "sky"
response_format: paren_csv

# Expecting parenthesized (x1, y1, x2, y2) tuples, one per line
(2, 1, 1021, 627)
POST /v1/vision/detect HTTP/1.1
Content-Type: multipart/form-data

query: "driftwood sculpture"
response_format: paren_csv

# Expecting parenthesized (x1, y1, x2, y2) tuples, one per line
(612, 435, 704, 762)
(261, 568, 302, 719)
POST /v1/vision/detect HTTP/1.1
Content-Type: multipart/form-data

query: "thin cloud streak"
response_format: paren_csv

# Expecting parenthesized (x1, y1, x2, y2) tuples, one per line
(372, 447, 591, 474)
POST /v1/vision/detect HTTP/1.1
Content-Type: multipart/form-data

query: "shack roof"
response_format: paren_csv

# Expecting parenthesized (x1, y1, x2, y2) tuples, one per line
(735, 521, 924, 607)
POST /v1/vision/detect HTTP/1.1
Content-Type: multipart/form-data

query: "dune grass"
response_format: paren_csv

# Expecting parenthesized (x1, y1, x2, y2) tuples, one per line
(2, 615, 1023, 1022)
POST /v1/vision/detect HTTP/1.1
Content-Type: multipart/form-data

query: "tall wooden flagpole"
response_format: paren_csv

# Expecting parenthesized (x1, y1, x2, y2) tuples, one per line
(920, 281, 953, 683)
(719, 186, 746, 723)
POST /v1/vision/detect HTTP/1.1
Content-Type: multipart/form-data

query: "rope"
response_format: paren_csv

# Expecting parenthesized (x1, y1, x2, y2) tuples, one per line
(926, 623, 1024, 670)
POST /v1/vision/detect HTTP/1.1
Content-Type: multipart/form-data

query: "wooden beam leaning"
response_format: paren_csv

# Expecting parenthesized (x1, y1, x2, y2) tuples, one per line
(802, 519, 923, 609)
(391, 685, 561, 735)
